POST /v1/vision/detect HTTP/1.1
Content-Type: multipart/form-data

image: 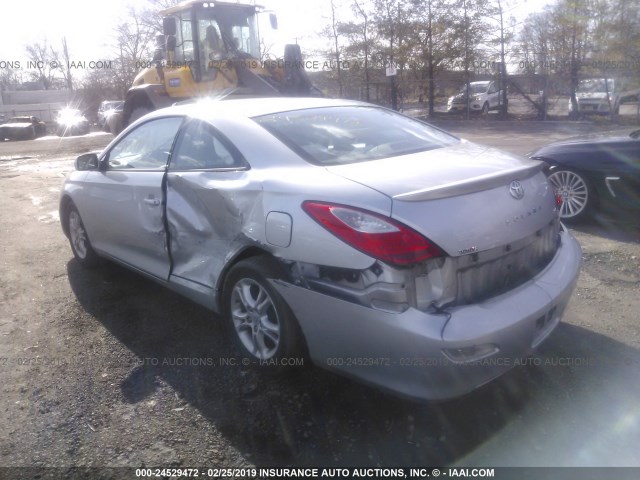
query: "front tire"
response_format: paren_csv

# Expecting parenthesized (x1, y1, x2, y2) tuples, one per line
(548, 169, 593, 221)
(224, 256, 304, 365)
(482, 102, 490, 116)
(67, 204, 99, 267)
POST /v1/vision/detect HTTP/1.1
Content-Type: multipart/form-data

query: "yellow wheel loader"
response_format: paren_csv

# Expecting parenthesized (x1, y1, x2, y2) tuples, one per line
(111, 0, 321, 133)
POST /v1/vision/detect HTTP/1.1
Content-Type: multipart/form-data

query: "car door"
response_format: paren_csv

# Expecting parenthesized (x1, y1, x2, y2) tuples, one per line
(602, 137, 640, 210)
(165, 119, 257, 296)
(487, 82, 500, 109)
(79, 116, 184, 279)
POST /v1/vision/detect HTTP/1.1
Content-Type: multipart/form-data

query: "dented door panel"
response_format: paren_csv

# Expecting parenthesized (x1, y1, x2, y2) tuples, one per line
(166, 171, 263, 290)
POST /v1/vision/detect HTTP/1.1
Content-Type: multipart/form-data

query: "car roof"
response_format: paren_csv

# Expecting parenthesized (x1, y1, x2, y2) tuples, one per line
(145, 97, 372, 123)
(8, 116, 33, 121)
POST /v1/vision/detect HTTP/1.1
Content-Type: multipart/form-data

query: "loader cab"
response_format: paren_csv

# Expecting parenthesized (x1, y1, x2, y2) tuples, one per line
(163, 1, 261, 83)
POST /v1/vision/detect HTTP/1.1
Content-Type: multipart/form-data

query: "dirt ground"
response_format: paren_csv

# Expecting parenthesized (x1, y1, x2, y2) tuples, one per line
(0, 123, 639, 475)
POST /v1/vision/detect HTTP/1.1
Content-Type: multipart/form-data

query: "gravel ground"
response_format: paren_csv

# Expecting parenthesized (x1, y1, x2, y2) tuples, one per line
(0, 124, 638, 475)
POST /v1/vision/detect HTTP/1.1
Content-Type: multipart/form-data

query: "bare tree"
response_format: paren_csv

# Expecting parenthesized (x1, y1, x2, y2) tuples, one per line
(0, 66, 22, 91)
(338, 0, 375, 101)
(56, 37, 74, 91)
(373, 0, 414, 109)
(139, 0, 184, 35)
(322, 0, 346, 96)
(449, 0, 493, 118)
(563, 0, 590, 117)
(25, 40, 60, 89)
(407, 0, 461, 116)
(484, 0, 516, 118)
(112, 7, 156, 96)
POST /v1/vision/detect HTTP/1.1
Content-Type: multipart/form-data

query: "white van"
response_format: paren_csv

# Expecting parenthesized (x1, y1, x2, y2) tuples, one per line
(570, 78, 620, 115)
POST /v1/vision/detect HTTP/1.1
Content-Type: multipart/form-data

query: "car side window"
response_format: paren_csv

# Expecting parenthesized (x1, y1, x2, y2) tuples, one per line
(107, 117, 183, 170)
(169, 120, 245, 170)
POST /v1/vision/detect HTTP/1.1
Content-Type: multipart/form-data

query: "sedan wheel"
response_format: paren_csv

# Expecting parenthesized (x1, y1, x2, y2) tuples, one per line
(225, 256, 305, 365)
(548, 169, 591, 220)
(231, 278, 281, 359)
(67, 205, 99, 267)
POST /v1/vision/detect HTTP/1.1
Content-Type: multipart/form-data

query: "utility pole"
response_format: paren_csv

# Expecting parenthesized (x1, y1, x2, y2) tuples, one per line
(497, 0, 508, 119)
(464, 0, 470, 120)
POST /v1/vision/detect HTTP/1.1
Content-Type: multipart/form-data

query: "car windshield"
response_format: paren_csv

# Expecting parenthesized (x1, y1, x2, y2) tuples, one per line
(102, 101, 123, 111)
(458, 83, 489, 95)
(253, 106, 459, 166)
(577, 79, 613, 93)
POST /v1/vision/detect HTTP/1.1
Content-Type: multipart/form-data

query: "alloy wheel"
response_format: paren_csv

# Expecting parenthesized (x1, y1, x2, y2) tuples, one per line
(549, 170, 589, 219)
(69, 210, 88, 259)
(230, 278, 281, 360)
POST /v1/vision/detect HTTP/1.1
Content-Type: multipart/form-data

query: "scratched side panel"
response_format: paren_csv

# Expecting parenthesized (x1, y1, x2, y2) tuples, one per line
(165, 170, 264, 290)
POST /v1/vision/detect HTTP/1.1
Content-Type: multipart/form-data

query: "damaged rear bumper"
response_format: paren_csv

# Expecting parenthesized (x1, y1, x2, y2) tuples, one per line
(271, 228, 581, 400)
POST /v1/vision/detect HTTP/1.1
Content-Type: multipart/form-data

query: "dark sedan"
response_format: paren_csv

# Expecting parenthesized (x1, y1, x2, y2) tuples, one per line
(530, 129, 640, 221)
(0, 116, 47, 141)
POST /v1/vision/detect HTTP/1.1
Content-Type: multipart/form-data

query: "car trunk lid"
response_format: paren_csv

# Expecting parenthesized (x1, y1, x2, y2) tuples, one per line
(326, 141, 557, 256)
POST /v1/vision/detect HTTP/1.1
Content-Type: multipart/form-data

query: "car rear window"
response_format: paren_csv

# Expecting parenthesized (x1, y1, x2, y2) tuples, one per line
(253, 106, 459, 166)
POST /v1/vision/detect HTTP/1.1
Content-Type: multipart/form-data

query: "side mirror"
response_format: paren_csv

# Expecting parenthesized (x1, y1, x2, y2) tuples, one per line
(76, 153, 99, 171)
(163, 17, 177, 36)
(269, 13, 278, 30)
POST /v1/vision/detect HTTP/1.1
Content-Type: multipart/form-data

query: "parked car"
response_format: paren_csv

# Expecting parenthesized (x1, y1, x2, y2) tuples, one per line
(97, 100, 124, 131)
(60, 98, 581, 400)
(569, 78, 621, 116)
(447, 81, 505, 114)
(530, 129, 640, 221)
(0, 115, 47, 141)
(56, 108, 91, 137)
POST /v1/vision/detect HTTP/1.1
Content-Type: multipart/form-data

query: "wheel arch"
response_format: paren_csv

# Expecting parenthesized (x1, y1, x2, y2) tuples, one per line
(124, 85, 161, 110)
(59, 195, 74, 238)
(123, 84, 175, 119)
(543, 161, 600, 193)
(219, 247, 311, 361)
(216, 246, 286, 301)
(118, 85, 174, 133)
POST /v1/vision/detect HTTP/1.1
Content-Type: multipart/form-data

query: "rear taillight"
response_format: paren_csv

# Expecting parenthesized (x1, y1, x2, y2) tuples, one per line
(302, 201, 444, 266)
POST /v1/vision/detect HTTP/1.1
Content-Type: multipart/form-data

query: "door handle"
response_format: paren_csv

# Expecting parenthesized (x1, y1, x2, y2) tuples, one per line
(143, 198, 161, 206)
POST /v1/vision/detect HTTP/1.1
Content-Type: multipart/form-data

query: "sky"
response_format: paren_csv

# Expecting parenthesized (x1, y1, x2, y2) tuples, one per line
(0, 0, 329, 65)
(0, 0, 554, 80)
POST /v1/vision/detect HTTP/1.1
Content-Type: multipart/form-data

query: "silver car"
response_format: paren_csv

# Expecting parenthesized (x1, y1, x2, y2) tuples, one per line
(60, 97, 581, 400)
(447, 81, 503, 114)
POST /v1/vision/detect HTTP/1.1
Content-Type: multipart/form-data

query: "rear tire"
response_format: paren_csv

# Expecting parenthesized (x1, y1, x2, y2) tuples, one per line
(66, 204, 99, 267)
(223, 256, 305, 368)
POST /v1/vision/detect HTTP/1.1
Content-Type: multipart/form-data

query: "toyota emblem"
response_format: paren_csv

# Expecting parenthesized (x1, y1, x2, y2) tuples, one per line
(509, 180, 525, 200)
